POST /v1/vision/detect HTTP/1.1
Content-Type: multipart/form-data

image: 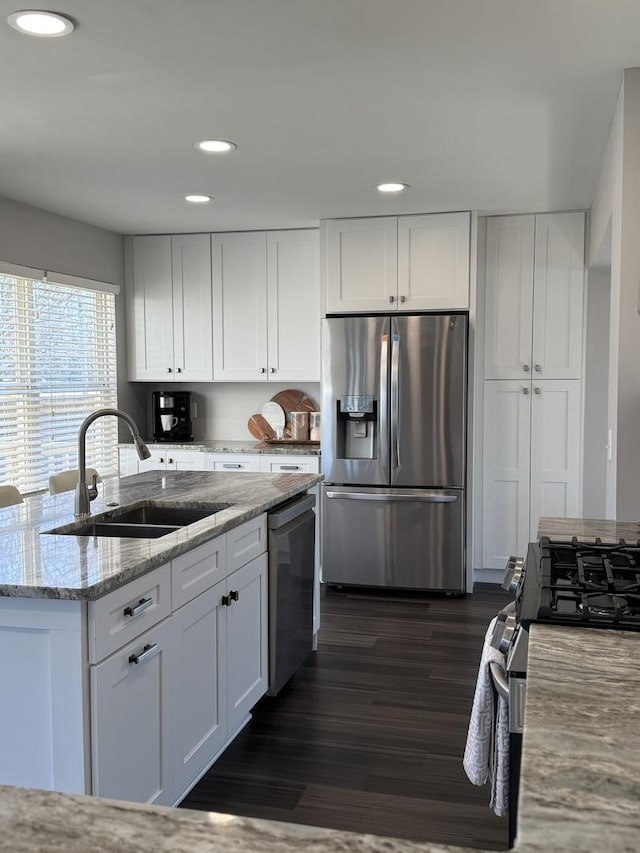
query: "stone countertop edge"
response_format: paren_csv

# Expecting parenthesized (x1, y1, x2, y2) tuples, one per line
(120, 439, 322, 456)
(0, 471, 321, 601)
(515, 623, 640, 852)
(538, 515, 640, 544)
(0, 784, 486, 853)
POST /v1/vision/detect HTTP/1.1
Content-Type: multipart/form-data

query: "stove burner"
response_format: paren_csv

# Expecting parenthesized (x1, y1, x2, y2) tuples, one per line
(527, 537, 640, 631)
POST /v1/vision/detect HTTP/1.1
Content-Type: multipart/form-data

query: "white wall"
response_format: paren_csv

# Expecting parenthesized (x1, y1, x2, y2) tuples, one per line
(582, 266, 611, 518)
(588, 67, 640, 521)
(135, 381, 321, 441)
(0, 195, 145, 437)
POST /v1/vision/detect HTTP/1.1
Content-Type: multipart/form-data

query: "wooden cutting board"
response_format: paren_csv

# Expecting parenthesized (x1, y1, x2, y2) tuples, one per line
(270, 390, 317, 437)
(247, 413, 275, 441)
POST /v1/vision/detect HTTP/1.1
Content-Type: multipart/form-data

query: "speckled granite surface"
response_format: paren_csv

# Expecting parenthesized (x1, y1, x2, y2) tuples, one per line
(0, 471, 320, 600)
(516, 624, 640, 852)
(0, 785, 479, 853)
(122, 440, 322, 456)
(538, 516, 640, 544)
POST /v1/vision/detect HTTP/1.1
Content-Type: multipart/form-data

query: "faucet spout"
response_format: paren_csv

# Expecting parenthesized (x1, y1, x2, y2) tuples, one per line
(75, 408, 150, 518)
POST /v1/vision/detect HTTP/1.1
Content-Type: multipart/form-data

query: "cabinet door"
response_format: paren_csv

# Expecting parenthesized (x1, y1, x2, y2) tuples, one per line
(171, 234, 213, 382)
(397, 212, 470, 310)
(532, 213, 585, 379)
(267, 230, 320, 381)
(118, 447, 139, 477)
(225, 553, 268, 735)
(138, 449, 168, 472)
(90, 617, 175, 806)
(166, 450, 206, 471)
(128, 236, 175, 381)
(173, 583, 227, 798)
(212, 232, 268, 380)
(324, 217, 397, 313)
(482, 381, 531, 570)
(484, 216, 535, 379)
(529, 380, 582, 539)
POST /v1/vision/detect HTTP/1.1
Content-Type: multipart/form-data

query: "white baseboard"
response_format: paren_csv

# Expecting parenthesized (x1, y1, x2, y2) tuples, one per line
(472, 568, 504, 586)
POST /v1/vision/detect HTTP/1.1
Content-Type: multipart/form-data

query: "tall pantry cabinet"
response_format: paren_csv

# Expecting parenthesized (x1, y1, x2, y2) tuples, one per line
(481, 212, 585, 570)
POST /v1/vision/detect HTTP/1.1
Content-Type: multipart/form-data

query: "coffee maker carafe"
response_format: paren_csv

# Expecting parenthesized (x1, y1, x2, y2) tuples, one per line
(152, 391, 194, 442)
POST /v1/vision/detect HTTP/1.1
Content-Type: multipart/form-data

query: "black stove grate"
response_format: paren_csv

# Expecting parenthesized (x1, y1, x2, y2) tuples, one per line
(534, 536, 640, 630)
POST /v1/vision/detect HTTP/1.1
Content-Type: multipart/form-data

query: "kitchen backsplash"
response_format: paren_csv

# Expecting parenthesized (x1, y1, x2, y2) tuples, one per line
(133, 381, 320, 441)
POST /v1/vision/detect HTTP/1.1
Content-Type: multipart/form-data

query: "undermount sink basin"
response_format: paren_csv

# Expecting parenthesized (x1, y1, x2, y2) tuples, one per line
(44, 501, 233, 539)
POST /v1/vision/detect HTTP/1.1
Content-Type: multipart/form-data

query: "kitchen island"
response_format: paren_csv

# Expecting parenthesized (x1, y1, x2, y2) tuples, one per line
(0, 471, 320, 807)
(1, 618, 638, 852)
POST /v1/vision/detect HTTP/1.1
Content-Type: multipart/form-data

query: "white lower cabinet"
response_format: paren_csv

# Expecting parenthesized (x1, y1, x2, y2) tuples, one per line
(89, 515, 269, 806)
(482, 379, 582, 569)
(120, 447, 206, 475)
(226, 553, 268, 734)
(173, 581, 227, 796)
(90, 616, 175, 806)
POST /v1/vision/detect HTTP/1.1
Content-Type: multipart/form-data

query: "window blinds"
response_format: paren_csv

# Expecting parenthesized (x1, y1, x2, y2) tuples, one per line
(0, 272, 119, 494)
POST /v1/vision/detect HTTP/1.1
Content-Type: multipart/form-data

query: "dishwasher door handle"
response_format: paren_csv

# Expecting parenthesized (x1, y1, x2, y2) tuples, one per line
(489, 661, 509, 703)
(267, 492, 316, 528)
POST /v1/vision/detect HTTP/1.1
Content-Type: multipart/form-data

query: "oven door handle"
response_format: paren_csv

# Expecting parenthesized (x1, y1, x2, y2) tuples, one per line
(489, 661, 509, 703)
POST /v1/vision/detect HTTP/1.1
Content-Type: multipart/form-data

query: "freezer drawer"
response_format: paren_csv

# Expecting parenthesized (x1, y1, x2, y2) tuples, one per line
(322, 485, 464, 592)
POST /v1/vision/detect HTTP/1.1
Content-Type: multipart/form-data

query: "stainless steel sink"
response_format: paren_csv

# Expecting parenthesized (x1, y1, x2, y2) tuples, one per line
(44, 501, 232, 539)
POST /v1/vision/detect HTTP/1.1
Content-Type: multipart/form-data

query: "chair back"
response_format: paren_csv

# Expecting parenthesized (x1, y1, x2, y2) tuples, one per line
(0, 485, 23, 507)
(48, 468, 102, 495)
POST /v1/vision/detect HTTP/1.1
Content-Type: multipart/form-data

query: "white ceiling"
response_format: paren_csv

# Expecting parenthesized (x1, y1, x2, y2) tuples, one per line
(1, 0, 639, 235)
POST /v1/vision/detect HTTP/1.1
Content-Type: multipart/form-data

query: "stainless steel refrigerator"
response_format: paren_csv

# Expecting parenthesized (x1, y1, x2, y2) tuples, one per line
(321, 313, 467, 592)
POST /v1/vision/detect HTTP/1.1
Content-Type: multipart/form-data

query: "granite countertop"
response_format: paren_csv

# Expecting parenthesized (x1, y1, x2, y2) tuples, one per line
(538, 516, 640, 544)
(2, 620, 638, 852)
(516, 624, 640, 851)
(121, 440, 322, 456)
(0, 470, 321, 600)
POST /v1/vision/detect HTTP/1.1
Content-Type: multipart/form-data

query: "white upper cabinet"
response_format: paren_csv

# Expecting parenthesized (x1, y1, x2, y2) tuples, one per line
(212, 231, 268, 381)
(532, 213, 585, 380)
(483, 215, 535, 379)
(484, 212, 584, 380)
(324, 217, 398, 313)
(171, 234, 214, 381)
(126, 234, 213, 382)
(397, 212, 470, 310)
(212, 229, 319, 382)
(324, 212, 470, 314)
(267, 230, 320, 382)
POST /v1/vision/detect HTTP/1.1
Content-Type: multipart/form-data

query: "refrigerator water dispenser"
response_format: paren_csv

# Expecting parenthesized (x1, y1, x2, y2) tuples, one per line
(338, 395, 376, 460)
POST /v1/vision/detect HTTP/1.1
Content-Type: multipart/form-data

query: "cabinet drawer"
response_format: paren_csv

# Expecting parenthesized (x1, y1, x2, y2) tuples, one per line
(88, 565, 172, 664)
(227, 515, 267, 573)
(260, 455, 320, 474)
(172, 534, 227, 611)
(205, 453, 261, 473)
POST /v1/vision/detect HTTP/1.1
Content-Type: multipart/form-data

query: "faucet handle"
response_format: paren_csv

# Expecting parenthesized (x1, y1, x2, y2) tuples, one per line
(88, 472, 99, 502)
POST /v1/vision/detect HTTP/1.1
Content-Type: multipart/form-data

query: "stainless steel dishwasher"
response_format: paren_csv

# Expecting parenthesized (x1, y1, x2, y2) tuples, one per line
(266, 492, 316, 696)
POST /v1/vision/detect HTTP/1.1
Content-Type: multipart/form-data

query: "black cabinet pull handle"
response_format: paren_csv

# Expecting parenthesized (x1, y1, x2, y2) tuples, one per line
(230, 590, 239, 602)
(221, 594, 230, 607)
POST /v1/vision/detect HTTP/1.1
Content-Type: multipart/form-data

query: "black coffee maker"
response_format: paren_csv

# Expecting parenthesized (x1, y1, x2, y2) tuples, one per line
(152, 391, 194, 442)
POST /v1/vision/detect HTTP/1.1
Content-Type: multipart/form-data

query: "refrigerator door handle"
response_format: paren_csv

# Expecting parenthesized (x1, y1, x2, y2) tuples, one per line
(379, 332, 389, 472)
(391, 331, 400, 471)
(325, 490, 458, 503)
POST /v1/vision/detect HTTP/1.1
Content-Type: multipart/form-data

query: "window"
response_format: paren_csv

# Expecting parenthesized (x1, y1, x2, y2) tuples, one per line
(0, 271, 119, 494)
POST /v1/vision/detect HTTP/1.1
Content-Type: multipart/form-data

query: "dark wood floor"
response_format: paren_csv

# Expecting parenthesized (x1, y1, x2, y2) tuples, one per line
(180, 583, 510, 850)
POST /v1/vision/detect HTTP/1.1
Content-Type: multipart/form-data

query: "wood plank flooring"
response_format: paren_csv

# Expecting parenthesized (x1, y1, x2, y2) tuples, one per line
(180, 583, 510, 850)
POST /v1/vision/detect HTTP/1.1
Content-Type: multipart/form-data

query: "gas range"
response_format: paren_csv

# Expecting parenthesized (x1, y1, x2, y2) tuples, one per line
(517, 537, 640, 631)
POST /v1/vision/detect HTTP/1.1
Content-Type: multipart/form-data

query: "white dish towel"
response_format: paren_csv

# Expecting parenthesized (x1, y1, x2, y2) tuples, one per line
(463, 616, 510, 817)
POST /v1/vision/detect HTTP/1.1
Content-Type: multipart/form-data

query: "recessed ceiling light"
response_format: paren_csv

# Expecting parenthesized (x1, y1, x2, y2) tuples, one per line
(195, 140, 237, 153)
(376, 182, 409, 193)
(7, 10, 74, 36)
(184, 194, 212, 204)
